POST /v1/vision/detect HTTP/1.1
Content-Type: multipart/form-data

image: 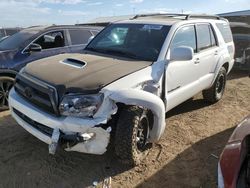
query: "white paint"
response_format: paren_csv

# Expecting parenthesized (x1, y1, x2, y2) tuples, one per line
(9, 89, 114, 133)
(9, 89, 112, 155)
(10, 106, 52, 144)
(65, 127, 110, 155)
(109, 89, 166, 142)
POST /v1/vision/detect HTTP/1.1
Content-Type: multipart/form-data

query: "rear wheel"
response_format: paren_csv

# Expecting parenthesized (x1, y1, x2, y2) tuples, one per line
(114, 106, 151, 166)
(202, 67, 227, 103)
(0, 76, 15, 110)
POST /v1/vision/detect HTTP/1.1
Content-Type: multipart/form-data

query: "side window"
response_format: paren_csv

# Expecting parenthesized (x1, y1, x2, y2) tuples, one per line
(209, 26, 216, 47)
(171, 25, 196, 52)
(33, 31, 65, 50)
(69, 29, 92, 45)
(216, 23, 233, 43)
(196, 24, 211, 51)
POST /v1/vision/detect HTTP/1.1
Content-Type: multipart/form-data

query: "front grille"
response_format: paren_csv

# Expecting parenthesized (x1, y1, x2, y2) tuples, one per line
(14, 73, 59, 115)
(13, 108, 53, 136)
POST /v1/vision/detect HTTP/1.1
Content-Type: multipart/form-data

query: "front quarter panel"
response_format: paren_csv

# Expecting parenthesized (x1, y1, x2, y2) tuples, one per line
(100, 60, 167, 142)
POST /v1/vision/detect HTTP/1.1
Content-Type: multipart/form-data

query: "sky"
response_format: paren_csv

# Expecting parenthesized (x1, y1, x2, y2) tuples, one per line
(0, 0, 250, 27)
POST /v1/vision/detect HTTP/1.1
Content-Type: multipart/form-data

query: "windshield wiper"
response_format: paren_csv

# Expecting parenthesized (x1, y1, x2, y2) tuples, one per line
(85, 47, 106, 54)
(86, 47, 151, 61)
(104, 49, 140, 60)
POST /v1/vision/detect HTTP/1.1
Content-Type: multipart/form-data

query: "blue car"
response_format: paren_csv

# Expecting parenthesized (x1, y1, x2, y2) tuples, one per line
(0, 27, 22, 41)
(0, 25, 102, 109)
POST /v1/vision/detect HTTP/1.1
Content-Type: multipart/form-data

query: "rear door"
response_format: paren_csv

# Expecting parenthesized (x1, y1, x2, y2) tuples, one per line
(68, 29, 93, 53)
(195, 23, 220, 88)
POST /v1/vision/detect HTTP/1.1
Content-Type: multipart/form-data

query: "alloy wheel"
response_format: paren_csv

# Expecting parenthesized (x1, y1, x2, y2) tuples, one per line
(0, 79, 14, 110)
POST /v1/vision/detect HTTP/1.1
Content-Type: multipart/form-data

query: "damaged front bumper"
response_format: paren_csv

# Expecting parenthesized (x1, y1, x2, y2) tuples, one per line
(9, 88, 111, 155)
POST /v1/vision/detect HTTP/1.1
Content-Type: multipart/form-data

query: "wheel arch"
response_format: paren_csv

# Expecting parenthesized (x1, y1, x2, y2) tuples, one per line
(109, 89, 166, 143)
(222, 62, 229, 73)
(211, 60, 230, 86)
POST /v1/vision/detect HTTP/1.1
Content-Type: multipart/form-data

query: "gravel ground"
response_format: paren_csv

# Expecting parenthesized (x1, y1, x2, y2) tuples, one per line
(0, 70, 249, 188)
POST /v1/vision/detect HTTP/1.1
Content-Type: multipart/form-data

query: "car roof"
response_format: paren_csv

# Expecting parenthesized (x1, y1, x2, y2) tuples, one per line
(116, 14, 227, 26)
(23, 25, 103, 33)
(117, 17, 179, 26)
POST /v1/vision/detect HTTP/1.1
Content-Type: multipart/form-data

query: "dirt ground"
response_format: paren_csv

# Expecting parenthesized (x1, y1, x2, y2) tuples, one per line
(0, 70, 249, 188)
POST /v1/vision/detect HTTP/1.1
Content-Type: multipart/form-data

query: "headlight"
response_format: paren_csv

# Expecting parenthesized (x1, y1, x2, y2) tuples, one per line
(59, 93, 104, 118)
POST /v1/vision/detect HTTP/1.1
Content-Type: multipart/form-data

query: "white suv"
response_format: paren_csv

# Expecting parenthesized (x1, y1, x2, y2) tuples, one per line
(9, 14, 234, 166)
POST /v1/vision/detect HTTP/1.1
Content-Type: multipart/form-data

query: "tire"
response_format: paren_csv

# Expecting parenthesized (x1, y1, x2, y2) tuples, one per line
(114, 106, 151, 166)
(202, 67, 227, 103)
(0, 76, 15, 110)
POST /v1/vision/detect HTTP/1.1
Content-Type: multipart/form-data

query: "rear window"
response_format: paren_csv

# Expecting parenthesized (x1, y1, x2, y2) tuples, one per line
(0, 30, 4, 39)
(196, 24, 217, 51)
(69, 29, 92, 45)
(0, 30, 38, 50)
(209, 26, 217, 46)
(216, 23, 233, 43)
(196, 24, 211, 51)
(5, 29, 20, 36)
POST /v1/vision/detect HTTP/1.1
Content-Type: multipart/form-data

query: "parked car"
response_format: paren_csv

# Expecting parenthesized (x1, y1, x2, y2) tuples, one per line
(218, 115, 250, 188)
(0, 27, 22, 41)
(231, 24, 250, 70)
(0, 25, 102, 109)
(9, 14, 234, 166)
(0, 36, 9, 42)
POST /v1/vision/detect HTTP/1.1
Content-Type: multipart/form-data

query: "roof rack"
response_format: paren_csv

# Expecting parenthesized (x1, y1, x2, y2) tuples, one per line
(132, 13, 186, 19)
(132, 13, 225, 20)
(186, 14, 221, 20)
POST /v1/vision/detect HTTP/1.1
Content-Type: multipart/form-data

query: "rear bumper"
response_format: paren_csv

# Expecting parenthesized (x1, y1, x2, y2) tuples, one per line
(9, 88, 110, 155)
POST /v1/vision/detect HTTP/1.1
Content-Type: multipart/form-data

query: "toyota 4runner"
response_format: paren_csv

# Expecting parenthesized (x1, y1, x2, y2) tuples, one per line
(9, 14, 234, 166)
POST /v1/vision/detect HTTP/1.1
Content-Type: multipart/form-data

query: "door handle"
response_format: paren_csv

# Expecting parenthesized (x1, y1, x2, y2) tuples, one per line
(194, 58, 200, 64)
(214, 50, 218, 56)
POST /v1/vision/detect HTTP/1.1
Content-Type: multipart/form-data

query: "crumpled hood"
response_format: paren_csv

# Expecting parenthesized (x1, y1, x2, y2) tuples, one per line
(0, 49, 17, 66)
(24, 53, 152, 94)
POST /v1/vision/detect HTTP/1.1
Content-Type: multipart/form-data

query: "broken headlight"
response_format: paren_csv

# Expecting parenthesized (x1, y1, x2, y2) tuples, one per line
(59, 94, 104, 118)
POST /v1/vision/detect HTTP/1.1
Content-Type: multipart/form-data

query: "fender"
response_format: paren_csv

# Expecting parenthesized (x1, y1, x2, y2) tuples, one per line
(109, 89, 166, 143)
(211, 54, 231, 86)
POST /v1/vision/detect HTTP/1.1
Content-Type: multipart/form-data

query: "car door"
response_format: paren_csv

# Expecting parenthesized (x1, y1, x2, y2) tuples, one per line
(68, 29, 93, 53)
(16, 30, 70, 69)
(165, 25, 201, 111)
(195, 23, 220, 89)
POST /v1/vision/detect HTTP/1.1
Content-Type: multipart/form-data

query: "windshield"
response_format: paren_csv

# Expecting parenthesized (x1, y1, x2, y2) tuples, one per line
(0, 29, 38, 50)
(86, 23, 170, 61)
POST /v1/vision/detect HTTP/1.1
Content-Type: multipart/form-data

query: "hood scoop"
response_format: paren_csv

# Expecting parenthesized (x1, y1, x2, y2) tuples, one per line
(60, 58, 87, 68)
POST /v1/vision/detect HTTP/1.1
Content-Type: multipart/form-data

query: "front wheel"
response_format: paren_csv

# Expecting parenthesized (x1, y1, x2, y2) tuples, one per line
(202, 67, 227, 103)
(0, 76, 15, 110)
(114, 106, 151, 166)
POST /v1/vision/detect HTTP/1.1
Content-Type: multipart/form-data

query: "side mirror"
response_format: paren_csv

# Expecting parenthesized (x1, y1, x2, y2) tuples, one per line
(27, 43, 42, 53)
(87, 36, 95, 44)
(170, 46, 194, 61)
